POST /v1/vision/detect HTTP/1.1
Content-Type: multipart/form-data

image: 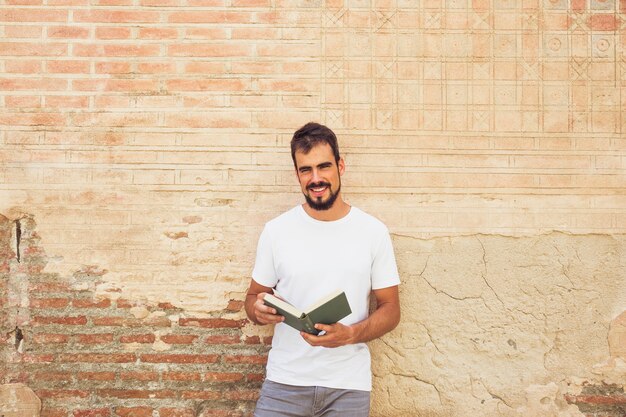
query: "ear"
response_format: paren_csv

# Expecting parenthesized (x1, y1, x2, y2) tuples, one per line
(338, 157, 345, 176)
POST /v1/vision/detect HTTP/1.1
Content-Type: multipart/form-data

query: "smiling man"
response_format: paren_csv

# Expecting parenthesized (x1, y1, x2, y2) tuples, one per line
(245, 122, 401, 417)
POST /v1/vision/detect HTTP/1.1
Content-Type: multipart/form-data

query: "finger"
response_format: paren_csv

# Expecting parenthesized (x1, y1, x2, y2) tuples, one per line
(254, 300, 276, 315)
(300, 331, 319, 345)
(314, 323, 332, 333)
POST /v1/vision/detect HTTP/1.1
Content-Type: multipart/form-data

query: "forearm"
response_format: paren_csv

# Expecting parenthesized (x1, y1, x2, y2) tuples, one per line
(349, 300, 400, 344)
(245, 293, 260, 324)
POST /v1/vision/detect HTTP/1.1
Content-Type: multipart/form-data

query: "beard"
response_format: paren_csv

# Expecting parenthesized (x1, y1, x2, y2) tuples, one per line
(304, 181, 341, 211)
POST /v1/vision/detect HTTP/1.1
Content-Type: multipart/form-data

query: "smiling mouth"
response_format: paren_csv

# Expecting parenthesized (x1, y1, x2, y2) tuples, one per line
(308, 183, 330, 195)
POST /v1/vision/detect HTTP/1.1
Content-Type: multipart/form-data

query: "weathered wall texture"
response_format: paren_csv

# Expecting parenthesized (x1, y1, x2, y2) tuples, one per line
(1, 0, 625, 416)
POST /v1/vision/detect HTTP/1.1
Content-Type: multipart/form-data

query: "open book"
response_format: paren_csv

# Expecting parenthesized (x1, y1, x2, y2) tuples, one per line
(263, 289, 352, 335)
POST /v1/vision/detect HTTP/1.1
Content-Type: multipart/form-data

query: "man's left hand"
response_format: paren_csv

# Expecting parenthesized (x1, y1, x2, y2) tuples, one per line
(300, 323, 356, 348)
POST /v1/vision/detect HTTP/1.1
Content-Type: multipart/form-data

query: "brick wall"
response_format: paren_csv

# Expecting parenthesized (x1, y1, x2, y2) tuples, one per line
(1, 1, 625, 416)
(1, 214, 267, 416)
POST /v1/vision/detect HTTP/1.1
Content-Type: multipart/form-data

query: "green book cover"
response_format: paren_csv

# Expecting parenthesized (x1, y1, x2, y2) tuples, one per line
(263, 289, 352, 335)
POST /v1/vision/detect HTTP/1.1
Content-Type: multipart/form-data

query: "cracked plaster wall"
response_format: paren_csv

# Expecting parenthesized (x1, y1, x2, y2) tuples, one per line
(1, 1, 625, 415)
(371, 232, 626, 417)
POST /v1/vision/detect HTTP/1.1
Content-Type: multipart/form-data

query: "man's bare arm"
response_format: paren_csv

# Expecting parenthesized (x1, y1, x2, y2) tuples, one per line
(245, 279, 284, 325)
(301, 285, 400, 348)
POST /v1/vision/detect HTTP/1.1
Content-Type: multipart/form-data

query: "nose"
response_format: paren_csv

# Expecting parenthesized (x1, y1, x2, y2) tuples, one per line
(311, 168, 322, 182)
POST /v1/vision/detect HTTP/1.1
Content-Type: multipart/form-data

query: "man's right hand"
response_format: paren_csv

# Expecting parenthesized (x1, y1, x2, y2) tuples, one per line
(252, 292, 285, 325)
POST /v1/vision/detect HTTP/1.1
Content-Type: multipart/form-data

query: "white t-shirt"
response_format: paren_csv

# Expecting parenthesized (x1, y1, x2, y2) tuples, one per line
(252, 205, 400, 391)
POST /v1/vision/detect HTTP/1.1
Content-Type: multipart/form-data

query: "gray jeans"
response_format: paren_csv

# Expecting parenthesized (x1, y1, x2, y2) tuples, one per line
(254, 379, 371, 417)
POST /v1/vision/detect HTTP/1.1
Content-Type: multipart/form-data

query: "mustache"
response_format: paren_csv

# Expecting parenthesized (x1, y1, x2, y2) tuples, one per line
(307, 182, 331, 190)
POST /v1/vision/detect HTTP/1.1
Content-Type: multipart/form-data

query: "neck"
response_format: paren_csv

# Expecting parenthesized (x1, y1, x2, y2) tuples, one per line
(303, 197, 350, 221)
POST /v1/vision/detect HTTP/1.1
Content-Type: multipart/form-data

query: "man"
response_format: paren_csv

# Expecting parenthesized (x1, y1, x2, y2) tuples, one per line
(245, 122, 401, 417)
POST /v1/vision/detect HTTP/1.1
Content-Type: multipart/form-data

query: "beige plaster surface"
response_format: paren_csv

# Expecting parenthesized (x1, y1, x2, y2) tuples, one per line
(0, 384, 41, 417)
(370, 232, 625, 417)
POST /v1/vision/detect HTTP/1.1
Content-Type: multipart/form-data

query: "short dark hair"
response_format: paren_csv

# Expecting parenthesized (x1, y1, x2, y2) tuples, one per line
(290, 122, 340, 168)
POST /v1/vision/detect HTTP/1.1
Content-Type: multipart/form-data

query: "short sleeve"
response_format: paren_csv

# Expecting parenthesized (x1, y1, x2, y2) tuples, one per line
(371, 228, 400, 290)
(251, 225, 278, 288)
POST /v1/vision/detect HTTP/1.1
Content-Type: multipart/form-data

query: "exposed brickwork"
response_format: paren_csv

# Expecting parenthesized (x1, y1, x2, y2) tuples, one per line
(0, 215, 268, 416)
(566, 384, 626, 417)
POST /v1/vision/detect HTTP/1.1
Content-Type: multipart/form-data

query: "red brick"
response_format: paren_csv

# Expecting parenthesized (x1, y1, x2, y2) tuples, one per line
(47, 26, 90, 38)
(74, 409, 111, 417)
(566, 394, 626, 405)
(0, 78, 67, 91)
(47, 60, 90, 74)
(5, 25, 42, 37)
(73, 10, 159, 23)
(33, 316, 87, 325)
(0, 9, 67, 22)
(244, 336, 261, 345)
(95, 27, 132, 39)
(179, 318, 245, 328)
(45, 96, 89, 109)
(73, 44, 160, 57)
(140, 0, 180, 5)
(226, 300, 244, 311)
(116, 299, 134, 308)
(120, 334, 156, 343)
(140, 354, 219, 364)
(75, 333, 114, 344)
(20, 354, 55, 363)
(138, 28, 178, 39)
(1, 41, 63, 57)
(157, 302, 179, 309)
(163, 372, 201, 381)
(233, 0, 269, 6)
(29, 282, 72, 293)
(223, 355, 267, 365)
(180, 390, 221, 400)
(58, 353, 135, 363)
(114, 407, 153, 417)
(204, 372, 244, 382)
(31, 297, 70, 308)
(6, 0, 42, 5)
(246, 373, 264, 382)
(166, 79, 247, 92)
(137, 62, 176, 74)
(41, 408, 69, 417)
(95, 0, 132, 5)
(92, 317, 132, 326)
(72, 298, 112, 308)
(184, 28, 228, 40)
(168, 11, 251, 23)
(118, 371, 157, 381)
(160, 334, 198, 344)
(77, 372, 116, 381)
(36, 390, 89, 399)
